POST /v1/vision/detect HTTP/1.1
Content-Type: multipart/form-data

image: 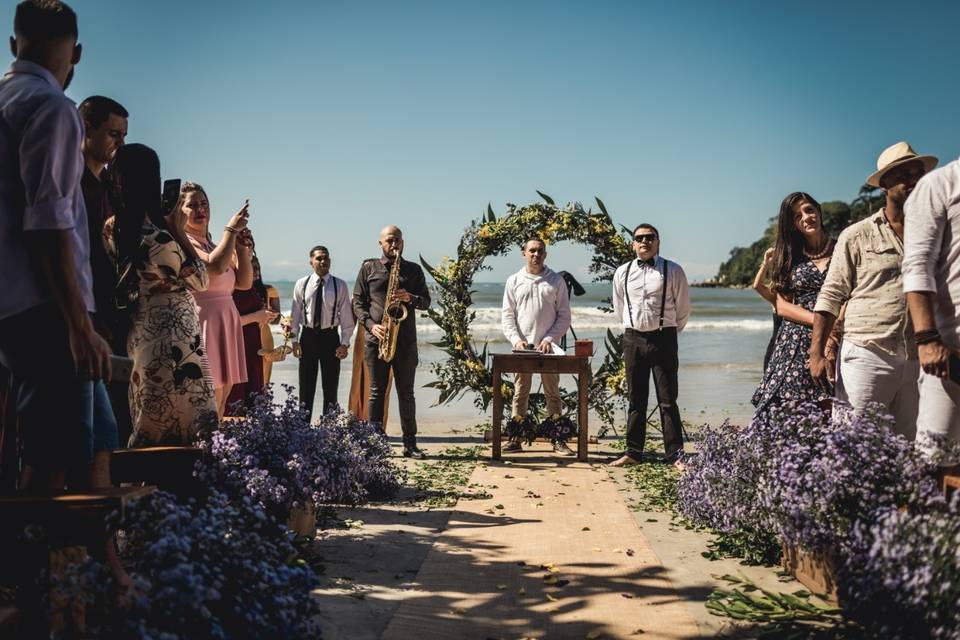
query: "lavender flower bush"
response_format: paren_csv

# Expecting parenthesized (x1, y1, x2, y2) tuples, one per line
(760, 402, 939, 552)
(841, 495, 960, 639)
(676, 419, 781, 564)
(78, 490, 321, 638)
(198, 387, 403, 518)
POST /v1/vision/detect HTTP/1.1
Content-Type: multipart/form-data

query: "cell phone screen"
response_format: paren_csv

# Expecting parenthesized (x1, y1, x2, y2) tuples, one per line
(162, 178, 181, 215)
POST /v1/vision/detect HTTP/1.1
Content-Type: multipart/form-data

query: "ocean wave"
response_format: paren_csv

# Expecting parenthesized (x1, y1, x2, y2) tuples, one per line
(274, 308, 772, 338)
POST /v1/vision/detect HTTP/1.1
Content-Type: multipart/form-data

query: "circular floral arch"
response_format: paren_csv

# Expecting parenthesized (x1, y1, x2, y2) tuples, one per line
(419, 193, 634, 431)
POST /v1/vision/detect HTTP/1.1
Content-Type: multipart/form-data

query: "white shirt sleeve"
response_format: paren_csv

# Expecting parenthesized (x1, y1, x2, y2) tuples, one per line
(337, 278, 356, 346)
(673, 263, 690, 333)
(903, 172, 947, 294)
(21, 99, 85, 231)
(501, 275, 522, 346)
(290, 277, 304, 340)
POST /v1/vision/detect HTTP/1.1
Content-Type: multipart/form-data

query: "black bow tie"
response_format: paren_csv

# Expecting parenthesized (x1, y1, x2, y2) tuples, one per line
(638, 258, 657, 267)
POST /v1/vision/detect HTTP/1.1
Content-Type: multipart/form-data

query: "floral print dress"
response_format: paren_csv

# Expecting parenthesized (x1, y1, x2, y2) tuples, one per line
(752, 257, 833, 415)
(105, 219, 217, 446)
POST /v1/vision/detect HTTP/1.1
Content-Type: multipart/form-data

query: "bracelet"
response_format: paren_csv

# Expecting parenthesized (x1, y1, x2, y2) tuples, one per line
(916, 329, 942, 345)
(225, 226, 238, 234)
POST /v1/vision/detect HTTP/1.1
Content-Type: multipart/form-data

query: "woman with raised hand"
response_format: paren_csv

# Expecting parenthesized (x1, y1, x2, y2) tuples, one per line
(752, 192, 834, 415)
(104, 144, 217, 446)
(180, 182, 254, 417)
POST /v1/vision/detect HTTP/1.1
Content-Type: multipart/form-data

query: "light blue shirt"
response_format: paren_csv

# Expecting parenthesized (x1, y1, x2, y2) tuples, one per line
(0, 60, 92, 320)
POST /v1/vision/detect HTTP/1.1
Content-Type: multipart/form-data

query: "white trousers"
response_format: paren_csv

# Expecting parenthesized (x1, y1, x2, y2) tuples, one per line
(917, 371, 960, 465)
(835, 341, 919, 440)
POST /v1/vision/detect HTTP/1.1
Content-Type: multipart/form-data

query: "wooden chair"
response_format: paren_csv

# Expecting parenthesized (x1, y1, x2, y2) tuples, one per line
(0, 486, 154, 636)
(110, 446, 204, 496)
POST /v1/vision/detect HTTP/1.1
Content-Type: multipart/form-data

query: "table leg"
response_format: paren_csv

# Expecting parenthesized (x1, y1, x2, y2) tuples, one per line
(578, 360, 589, 462)
(492, 366, 503, 460)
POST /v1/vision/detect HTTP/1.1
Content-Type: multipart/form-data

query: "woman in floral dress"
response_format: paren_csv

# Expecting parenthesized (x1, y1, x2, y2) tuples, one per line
(104, 144, 217, 446)
(752, 192, 834, 416)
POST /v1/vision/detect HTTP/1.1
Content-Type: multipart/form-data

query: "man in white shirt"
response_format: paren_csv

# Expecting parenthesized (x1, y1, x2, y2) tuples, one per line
(903, 156, 960, 465)
(501, 237, 572, 454)
(291, 246, 356, 421)
(610, 224, 690, 466)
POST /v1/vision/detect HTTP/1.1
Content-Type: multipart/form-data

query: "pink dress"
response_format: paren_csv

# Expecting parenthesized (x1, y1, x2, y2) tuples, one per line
(188, 235, 247, 388)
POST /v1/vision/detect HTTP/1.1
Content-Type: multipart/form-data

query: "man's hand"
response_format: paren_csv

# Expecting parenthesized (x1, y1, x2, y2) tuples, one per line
(391, 288, 414, 304)
(370, 324, 387, 341)
(920, 341, 952, 379)
(335, 345, 349, 359)
(292, 342, 301, 358)
(536, 339, 553, 354)
(809, 352, 833, 391)
(513, 340, 530, 350)
(70, 324, 112, 381)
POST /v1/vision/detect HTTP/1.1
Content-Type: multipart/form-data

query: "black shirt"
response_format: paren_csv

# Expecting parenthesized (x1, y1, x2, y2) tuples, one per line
(352, 257, 431, 344)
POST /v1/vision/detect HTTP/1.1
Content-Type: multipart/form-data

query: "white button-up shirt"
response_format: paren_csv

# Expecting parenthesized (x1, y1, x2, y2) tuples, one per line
(0, 60, 92, 320)
(290, 273, 356, 346)
(612, 256, 690, 332)
(903, 158, 960, 349)
(501, 266, 571, 346)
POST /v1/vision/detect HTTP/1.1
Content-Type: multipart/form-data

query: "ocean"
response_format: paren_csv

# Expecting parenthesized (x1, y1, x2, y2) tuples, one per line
(265, 280, 773, 429)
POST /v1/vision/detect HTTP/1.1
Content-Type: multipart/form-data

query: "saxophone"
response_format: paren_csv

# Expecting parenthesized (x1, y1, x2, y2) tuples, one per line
(378, 248, 409, 362)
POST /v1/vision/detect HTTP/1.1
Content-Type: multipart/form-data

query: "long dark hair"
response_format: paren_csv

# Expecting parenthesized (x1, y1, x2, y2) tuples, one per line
(771, 191, 822, 294)
(107, 144, 164, 315)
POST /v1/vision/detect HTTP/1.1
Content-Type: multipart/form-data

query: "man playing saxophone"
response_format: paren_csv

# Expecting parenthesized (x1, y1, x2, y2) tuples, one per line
(353, 225, 431, 458)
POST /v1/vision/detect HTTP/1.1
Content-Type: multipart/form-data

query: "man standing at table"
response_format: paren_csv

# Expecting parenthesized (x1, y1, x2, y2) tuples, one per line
(291, 245, 356, 421)
(501, 236, 572, 455)
(610, 223, 690, 466)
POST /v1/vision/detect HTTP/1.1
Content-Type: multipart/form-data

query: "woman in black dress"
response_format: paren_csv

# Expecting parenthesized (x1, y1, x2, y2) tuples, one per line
(752, 192, 834, 415)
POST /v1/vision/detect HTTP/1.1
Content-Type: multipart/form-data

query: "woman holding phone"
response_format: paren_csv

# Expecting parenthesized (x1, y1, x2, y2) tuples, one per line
(181, 182, 254, 417)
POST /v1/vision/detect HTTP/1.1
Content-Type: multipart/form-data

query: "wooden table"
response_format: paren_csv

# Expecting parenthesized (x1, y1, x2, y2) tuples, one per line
(491, 353, 591, 462)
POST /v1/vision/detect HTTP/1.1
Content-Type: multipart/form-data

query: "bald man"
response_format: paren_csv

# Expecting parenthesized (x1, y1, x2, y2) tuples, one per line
(352, 226, 431, 458)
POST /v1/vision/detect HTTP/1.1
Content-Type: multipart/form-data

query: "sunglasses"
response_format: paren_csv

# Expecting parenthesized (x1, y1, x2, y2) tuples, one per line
(634, 233, 658, 242)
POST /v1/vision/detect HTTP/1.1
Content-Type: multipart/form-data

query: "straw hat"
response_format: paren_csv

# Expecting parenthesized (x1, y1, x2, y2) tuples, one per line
(866, 141, 938, 188)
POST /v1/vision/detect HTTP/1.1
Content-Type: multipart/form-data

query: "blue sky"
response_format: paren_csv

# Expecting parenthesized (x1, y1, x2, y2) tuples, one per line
(21, 0, 960, 282)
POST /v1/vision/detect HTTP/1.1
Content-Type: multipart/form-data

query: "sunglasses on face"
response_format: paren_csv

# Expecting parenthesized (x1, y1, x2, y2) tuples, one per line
(634, 234, 658, 242)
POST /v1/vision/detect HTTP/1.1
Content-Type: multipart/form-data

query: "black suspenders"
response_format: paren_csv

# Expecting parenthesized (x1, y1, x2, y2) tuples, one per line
(302, 276, 340, 329)
(623, 259, 670, 331)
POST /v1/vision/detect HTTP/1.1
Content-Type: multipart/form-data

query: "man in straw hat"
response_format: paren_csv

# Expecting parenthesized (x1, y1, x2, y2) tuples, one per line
(811, 142, 937, 437)
(903, 149, 960, 466)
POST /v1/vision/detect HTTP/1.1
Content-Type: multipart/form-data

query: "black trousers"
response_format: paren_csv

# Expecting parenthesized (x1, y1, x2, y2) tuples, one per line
(364, 338, 418, 448)
(623, 327, 684, 459)
(298, 327, 341, 421)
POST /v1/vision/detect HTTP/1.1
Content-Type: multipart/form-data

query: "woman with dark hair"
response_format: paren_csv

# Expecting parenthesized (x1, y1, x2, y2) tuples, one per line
(752, 192, 835, 414)
(104, 144, 217, 446)
(225, 249, 278, 413)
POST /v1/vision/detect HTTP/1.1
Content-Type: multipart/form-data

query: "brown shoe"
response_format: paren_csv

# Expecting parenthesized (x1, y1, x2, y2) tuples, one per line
(502, 440, 523, 453)
(609, 454, 642, 467)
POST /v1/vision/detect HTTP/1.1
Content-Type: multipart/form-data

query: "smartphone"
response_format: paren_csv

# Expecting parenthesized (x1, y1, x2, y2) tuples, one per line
(161, 178, 182, 215)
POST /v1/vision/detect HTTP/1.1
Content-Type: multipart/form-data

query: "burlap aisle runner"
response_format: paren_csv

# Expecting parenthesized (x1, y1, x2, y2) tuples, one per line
(381, 448, 699, 639)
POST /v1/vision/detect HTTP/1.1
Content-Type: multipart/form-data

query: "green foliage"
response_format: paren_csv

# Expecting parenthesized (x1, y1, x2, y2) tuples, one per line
(407, 446, 492, 508)
(703, 527, 783, 566)
(712, 187, 883, 286)
(707, 574, 848, 639)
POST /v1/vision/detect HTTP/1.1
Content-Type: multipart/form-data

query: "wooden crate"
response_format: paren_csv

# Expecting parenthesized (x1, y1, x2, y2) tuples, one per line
(781, 543, 838, 602)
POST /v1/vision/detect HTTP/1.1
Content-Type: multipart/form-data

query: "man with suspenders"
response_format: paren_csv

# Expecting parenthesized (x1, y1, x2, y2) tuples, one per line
(610, 223, 690, 466)
(290, 246, 356, 421)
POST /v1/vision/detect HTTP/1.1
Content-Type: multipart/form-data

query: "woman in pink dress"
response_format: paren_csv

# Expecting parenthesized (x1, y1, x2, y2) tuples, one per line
(180, 182, 254, 417)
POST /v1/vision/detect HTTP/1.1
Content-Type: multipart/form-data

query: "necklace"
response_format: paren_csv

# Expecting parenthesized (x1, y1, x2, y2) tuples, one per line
(803, 237, 832, 260)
